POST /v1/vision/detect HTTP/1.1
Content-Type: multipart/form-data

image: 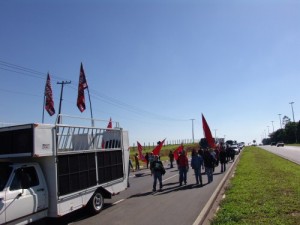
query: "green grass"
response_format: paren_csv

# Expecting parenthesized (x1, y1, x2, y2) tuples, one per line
(212, 146, 300, 225)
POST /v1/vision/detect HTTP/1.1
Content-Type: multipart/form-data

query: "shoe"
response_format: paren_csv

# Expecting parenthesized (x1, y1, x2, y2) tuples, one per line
(152, 189, 156, 192)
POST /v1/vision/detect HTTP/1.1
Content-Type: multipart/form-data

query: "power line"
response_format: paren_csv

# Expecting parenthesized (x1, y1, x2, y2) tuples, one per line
(0, 60, 189, 122)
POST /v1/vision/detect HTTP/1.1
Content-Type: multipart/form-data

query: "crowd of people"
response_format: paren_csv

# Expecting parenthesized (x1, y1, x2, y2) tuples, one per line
(130, 143, 238, 192)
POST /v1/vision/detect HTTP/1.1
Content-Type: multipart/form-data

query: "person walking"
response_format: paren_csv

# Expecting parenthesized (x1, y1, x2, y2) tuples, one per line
(134, 153, 140, 171)
(145, 152, 149, 169)
(219, 145, 227, 173)
(148, 152, 154, 171)
(191, 149, 203, 186)
(150, 155, 165, 192)
(177, 149, 189, 186)
(169, 150, 174, 168)
(128, 157, 134, 187)
(203, 148, 216, 183)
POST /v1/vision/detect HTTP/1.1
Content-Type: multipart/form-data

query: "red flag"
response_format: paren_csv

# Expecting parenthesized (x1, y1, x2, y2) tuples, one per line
(202, 114, 216, 148)
(77, 63, 88, 112)
(137, 141, 146, 162)
(152, 138, 166, 156)
(173, 144, 184, 161)
(101, 118, 113, 148)
(107, 117, 112, 128)
(44, 73, 55, 116)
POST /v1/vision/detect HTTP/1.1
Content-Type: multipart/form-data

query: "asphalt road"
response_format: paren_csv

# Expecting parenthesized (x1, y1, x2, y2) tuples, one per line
(36, 154, 239, 225)
(259, 145, 300, 164)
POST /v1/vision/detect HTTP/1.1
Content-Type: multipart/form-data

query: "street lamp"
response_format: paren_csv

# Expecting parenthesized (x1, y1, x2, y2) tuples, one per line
(214, 129, 217, 141)
(289, 102, 295, 122)
(289, 102, 297, 143)
(190, 119, 195, 143)
(271, 121, 274, 132)
(278, 114, 282, 129)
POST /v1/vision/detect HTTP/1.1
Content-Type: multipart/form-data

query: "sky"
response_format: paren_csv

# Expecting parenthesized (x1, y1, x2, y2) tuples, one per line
(0, 0, 300, 146)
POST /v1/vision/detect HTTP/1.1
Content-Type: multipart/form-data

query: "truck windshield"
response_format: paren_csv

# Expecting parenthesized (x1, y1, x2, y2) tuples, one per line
(0, 164, 12, 191)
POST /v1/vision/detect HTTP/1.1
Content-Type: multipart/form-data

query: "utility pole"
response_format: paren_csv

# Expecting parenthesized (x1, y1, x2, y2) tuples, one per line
(190, 119, 195, 143)
(267, 126, 270, 135)
(271, 121, 274, 132)
(57, 81, 71, 124)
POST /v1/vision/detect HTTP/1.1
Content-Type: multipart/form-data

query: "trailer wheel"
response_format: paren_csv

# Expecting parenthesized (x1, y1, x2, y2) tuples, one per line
(88, 191, 104, 214)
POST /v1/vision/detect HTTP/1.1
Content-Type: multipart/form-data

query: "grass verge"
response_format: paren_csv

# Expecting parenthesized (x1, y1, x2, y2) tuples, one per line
(212, 146, 300, 225)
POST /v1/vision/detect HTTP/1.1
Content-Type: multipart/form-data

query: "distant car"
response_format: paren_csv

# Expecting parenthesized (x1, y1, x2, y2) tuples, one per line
(231, 144, 240, 154)
(271, 142, 276, 146)
(276, 142, 284, 147)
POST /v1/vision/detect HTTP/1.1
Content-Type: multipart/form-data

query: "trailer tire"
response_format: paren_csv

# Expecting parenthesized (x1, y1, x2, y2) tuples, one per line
(88, 191, 104, 214)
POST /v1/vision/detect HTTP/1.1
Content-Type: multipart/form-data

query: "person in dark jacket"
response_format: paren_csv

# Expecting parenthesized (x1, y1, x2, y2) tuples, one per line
(203, 148, 216, 183)
(219, 145, 227, 173)
(150, 155, 165, 192)
(191, 149, 203, 186)
(169, 150, 174, 168)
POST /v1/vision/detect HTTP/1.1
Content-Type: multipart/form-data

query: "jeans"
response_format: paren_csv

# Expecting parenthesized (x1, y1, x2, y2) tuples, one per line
(179, 167, 187, 185)
(221, 163, 226, 172)
(206, 167, 213, 183)
(193, 168, 202, 185)
(153, 171, 162, 191)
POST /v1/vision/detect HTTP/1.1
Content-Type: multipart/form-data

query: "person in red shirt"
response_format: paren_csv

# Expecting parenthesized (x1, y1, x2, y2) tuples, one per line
(177, 150, 189, 186)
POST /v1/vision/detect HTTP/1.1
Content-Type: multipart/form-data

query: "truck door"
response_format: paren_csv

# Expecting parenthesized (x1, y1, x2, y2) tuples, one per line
(5, 166, 47, 223)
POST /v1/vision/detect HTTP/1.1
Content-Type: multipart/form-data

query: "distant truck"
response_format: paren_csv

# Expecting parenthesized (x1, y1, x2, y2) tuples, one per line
(0, 115, 130, 225)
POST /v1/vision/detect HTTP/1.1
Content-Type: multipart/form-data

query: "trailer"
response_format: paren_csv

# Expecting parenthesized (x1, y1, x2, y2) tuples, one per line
(0, 115, 130, 225)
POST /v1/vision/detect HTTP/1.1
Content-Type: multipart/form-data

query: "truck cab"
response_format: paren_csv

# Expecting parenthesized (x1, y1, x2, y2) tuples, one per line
(0, 162, 48, 224)
(0, 116, 130, 224)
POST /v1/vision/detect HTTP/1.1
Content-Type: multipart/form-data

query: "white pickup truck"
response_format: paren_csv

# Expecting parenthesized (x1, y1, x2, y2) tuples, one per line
(0, 116, 130, 225)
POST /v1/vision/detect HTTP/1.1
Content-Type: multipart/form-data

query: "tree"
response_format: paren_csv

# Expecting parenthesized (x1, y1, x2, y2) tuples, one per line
(282, 115, 291, 128)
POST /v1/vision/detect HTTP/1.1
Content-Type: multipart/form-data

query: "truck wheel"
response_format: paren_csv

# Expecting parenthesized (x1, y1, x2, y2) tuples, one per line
(88, 191, 104, 214)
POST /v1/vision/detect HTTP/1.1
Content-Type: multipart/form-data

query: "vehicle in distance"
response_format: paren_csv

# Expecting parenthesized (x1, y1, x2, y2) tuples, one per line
(276, 142, 284, 147)
(231, 144, 240, 154)
(271, 142, 276, 146)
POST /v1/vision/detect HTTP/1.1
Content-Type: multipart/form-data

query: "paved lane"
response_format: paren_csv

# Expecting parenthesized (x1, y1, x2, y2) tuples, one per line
(259, 145, 300, 164)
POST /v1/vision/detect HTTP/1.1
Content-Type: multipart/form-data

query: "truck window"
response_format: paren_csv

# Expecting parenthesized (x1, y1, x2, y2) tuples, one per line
(0, 164, 12, 191)
(10, 167, 39, 191)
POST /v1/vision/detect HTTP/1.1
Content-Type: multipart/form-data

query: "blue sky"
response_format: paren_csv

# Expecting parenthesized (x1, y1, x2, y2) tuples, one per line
(1, 0, 299, 146)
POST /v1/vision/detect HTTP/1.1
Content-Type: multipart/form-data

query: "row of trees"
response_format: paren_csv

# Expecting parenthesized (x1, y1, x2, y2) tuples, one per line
(262, 116, 300, 145)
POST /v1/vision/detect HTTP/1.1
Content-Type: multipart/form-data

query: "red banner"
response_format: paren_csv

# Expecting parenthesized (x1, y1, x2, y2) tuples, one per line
(137, 141, 146, 162)
(173, 144, 184, 161)
(152, 138, 166, 156)
(202, 114, 216, 148)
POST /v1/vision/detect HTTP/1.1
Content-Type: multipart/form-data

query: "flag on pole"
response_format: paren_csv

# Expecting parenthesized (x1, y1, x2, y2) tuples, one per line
(107, 117, 112, 128)
(77, 63, 88, 112)
(202, 114, 216, 148)
(101, 117, 113, 148)
(173, 144, 184, 161)
(152, 138, 166, 156)
(137, 141, 146, 162)
(44, 73, 55, 116)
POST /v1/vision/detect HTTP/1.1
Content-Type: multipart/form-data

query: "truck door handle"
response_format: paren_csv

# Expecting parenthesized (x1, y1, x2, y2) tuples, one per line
(37, 188, 44, 192)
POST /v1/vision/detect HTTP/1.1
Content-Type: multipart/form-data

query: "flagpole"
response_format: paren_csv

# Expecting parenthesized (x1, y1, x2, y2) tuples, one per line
(42, 95, 46, 123)
(87, 87, 94, 127)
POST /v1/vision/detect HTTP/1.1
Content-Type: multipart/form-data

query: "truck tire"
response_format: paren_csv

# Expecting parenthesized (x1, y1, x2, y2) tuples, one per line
(88, 191, 104, 214)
